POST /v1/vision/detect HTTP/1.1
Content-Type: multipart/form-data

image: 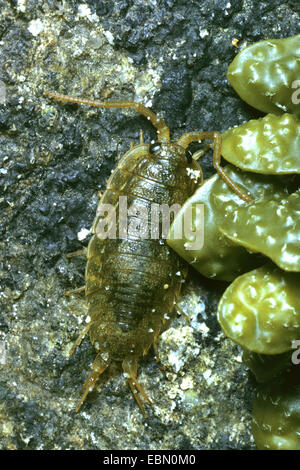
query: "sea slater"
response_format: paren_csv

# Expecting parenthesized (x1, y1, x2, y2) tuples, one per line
(45, 90, 249, 415)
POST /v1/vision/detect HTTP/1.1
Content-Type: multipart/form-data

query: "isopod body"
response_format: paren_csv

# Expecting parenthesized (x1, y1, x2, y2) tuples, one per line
(45, 91, 249, 414)
(84, 140, 198, 413)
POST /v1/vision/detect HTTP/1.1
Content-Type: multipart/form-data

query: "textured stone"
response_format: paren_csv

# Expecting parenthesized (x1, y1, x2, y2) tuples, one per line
(0, 0, 299, 451)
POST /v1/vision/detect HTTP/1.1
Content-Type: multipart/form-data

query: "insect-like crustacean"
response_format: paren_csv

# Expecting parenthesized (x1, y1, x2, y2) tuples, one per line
(45, 90, 251, 415)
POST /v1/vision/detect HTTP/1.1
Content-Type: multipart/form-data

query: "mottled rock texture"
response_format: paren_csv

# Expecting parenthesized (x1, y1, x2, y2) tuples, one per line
(0, 0, 299, 450)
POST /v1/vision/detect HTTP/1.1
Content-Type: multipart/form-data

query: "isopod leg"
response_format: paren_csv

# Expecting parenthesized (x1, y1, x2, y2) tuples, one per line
(174, 303, 190, 323)
(122, 357, 153, 417)
(126, 379, 147, 418)
(76, 353, 110, 412)
(64, 286, 86, 296)
(152, 342, 160, 363)
(69, 323, 91, 357)
(44, 91, 170, 142)
(66, 248, 87, 258)
(177, 131, 253, 203)
(191, 143, 211, 161)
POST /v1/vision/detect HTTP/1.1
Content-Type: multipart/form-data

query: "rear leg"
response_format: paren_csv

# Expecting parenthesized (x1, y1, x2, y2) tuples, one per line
(76, 352, 110, 412)
(122, 357, 153, 417)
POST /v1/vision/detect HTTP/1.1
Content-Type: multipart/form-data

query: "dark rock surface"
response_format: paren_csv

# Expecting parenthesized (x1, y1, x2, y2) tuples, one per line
(0, 0, 299, 450)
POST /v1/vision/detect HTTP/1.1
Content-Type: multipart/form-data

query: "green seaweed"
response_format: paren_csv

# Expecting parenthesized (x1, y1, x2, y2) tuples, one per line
(219, 191, 300, 272)
(252, 369, 300, 450)
(217, 264, 300, 355)
(222, 113, 300, 174)
(167, 165, 290, 281)
(227, 34, 300, 117)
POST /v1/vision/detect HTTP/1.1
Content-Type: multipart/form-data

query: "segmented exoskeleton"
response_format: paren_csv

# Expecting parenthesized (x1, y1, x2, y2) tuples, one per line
(45, 91, 251, 415)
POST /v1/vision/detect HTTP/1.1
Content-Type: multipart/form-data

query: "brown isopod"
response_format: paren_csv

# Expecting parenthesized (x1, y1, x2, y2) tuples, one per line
(45, 90, 251, 415)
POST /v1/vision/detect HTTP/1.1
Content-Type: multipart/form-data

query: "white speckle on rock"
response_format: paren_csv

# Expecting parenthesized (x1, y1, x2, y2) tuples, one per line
(199, 29, 209, 39)
(17, 0, 26, 12)
(0, 341, 6, 365)
(168, 350, 185, 373)
(77, 227, 91, 241)
(234, 354, 243, 363)
(180, 377, 193, 390)
(0, 80, 6, 104)
(103, 30, 115, 45)
(28, 19, 44, 37)
(203, 369, 215, 385)
(197, 322, 210, 336)
(78, 4, 92, 18)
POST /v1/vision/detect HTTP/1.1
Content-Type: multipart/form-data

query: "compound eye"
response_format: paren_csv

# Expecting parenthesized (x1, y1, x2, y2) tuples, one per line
(149, 142, 161, 154)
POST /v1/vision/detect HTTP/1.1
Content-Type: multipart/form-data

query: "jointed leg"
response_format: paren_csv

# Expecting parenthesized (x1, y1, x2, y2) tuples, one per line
(68, 322, 92, 357)
(122, 357, 153, 417)
(174, 303, 190, 323)
(177, 131, 253, 203)
(66, 248, 87, 258)
(64, 286, 85, 296)
(65, 249, 87, 294)
(190, 143, 211, 161)
(152, 341, 160, 363)
(76, 352, 110, 412)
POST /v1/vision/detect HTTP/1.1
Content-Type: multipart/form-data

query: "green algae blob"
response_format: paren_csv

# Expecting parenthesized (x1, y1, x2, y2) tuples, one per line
(252, 369, 300, 450)
(222, 113, 300, 174)
(217, 264, 300, 355)
(219, 191, 300, 272)
(167, 165, 290, 281)
(227, 34, 300, 117)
